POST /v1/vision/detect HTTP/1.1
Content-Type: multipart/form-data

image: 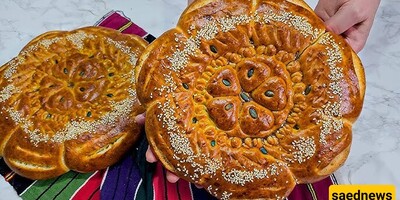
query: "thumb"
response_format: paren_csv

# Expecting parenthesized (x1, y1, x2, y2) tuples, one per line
(135, 113, 146, 125)
(325, 7, 361, 35)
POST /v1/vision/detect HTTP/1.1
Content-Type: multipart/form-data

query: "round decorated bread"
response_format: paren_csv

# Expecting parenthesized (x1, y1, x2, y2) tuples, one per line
(137, 0, 365, 199)
(0, 26, 147, 180)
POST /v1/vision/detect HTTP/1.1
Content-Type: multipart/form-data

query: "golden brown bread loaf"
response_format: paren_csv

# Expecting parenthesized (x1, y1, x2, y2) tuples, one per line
(137, 0, 365, 199)
(0, 26, 147, 180)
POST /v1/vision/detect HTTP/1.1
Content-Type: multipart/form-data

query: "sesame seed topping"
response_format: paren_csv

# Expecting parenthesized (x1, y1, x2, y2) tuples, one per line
(256, 10, 323, 39)
(221, 191, 233, 200)
(291, 137, 316, 163)
(313, 34, 345, 145)
(66, 31, 94, 49)
(4, 57, 25, 80)
(217, 14, 250, 32)
(106, 38, 138, 66)
(0, 84, 19, 103)
(4, 95, 136, 146)
(157, 73, 178, 94)
(39, 38, 61, 49)
(221, 163, 281, 186)
(156, 99, 193, 156)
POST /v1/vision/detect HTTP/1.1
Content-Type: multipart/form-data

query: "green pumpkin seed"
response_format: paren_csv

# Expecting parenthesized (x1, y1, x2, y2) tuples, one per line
(107, 93, 113, 97)
(294, 124, 300, 130)
(225, 103, 233, 111)
(192, 117, 198, 123)
(79, 71, 85, 76)
(211, 140, 216, 147)
(87, 111, 92, 117)
(63, 68, 68, 74)
(46, 113, 52, 119)
(80, 87, 85, 92)
(295, 51, 300, 60)
(265, 90, 274, 97)
(210, 45, 218, 53)
(249, 38, 254, 45)
(260, 147, 268, 154)
(108, 72, 114, 77)
(222, 79, 231, 86)
(249, 108, 258, 119)
(304, 85, 312, 95)
(240, 93, 250, 102)
(182, 83, 189, 90)
(247, 68, 254, 78)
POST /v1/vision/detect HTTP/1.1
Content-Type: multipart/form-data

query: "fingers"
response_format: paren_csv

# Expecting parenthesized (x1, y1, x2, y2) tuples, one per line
(343, 24, 369, 53)
(314, 7, 330, 22)
(325, 5, 363, 35)
(145, 146, 158, 163)
(314, 0, 337, 21)
(146, 146, 181, 183)
(166, 171, 180, 183)
(135, 113, 146, 125)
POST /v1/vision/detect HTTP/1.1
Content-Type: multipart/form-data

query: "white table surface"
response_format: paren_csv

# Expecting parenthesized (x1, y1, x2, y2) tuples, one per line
(0, 0, 399, 199)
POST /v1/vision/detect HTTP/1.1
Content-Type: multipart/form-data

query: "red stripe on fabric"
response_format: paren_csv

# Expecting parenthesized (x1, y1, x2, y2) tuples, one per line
(153, 163, 193, 200)
(122, 23, 147, 37)
(153, 163, 166, 200)
(71, 170, 105, 200)
(98, 13, 130, 30)
(288, 184, 314, 200)
(90, 188, 101, 200)
(288, 176, 333, 200)
(177, 179, 193, 200)
(166, 176, 179, 200)
(312, 177, 333, 200)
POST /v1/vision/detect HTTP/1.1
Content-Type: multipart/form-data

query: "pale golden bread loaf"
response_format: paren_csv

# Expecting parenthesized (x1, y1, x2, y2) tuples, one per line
(0, 26, 147, 180)
(137, 0, 365, 199)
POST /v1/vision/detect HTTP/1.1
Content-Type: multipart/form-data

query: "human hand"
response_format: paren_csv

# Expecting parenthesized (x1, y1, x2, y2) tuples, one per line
(145, 146, 181, 183)
(136, 112, 181, 183)
(134, 113, 146, 125)
(315, 0, 380, 52)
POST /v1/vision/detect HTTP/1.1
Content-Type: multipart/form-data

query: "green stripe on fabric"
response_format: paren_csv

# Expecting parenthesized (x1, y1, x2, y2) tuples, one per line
(51, 172, 94, 199)
(20, 171, 93, 200)
(20, 173, 66, 200)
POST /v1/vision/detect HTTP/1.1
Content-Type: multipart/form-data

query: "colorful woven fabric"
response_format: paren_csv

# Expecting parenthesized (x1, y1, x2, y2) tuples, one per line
(0, 10, 337, 200)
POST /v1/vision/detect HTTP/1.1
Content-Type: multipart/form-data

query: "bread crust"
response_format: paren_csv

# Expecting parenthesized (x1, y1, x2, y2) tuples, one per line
(0, 26, 147, 179)
(137, 0, 365, 199)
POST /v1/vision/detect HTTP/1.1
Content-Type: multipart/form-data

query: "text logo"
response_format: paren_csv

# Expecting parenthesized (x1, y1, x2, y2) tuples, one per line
(329, 185, 396, 200)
